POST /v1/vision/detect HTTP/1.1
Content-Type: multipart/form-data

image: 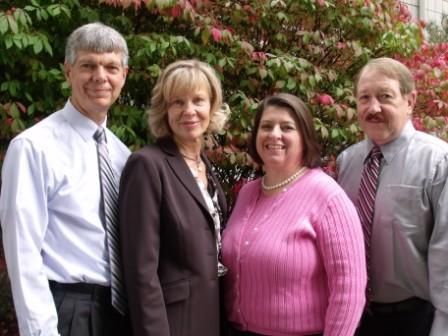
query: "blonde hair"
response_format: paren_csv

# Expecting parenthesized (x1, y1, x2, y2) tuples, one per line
(148, 59, 229, 138)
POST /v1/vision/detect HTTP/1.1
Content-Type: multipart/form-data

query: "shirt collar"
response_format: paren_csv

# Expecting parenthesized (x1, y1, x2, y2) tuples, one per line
(61, 99, 107, 142)
(365, 120, 415, 165)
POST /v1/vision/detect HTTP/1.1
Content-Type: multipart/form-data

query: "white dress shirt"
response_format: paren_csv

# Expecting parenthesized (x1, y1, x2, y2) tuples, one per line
(337, 121, 448, 336)
(0, 100, 130, 336)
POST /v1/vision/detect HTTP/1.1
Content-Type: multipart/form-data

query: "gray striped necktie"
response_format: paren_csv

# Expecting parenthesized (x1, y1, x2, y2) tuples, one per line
(357, 145, 382, 300)
(94, 127, 127, 315)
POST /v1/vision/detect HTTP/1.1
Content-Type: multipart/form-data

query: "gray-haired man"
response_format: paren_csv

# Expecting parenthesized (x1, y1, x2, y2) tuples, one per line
(0, 22, 130, 336)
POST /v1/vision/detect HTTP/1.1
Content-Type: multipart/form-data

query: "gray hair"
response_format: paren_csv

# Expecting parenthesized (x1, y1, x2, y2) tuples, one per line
(65, 22, 129, 66)
(354, 57, 415, 96)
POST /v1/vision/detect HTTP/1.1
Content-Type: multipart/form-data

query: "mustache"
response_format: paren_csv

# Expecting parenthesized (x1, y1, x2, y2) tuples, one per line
(365, 113, 385, 122)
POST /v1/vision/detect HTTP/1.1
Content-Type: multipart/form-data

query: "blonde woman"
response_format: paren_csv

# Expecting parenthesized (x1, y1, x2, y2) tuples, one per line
(119, 59, 229, 336)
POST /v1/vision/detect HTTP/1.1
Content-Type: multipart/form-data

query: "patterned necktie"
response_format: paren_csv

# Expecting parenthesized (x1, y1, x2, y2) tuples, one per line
(357, 145, 382, 299)
(94, 127, 127, 315)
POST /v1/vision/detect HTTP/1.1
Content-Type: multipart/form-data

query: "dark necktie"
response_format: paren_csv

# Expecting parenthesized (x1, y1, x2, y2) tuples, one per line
(357, 145, 382, 299)
(94, 127, 127, 315)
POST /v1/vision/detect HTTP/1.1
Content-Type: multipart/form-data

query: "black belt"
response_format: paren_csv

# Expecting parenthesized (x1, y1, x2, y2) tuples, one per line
(49, 280, 111, 301)
(368, 297, 429, 314)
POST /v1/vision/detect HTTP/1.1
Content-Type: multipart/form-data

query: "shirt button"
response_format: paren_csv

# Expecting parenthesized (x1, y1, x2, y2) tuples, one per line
(254, 227, 258, 231)
(244, 241, 249, 245)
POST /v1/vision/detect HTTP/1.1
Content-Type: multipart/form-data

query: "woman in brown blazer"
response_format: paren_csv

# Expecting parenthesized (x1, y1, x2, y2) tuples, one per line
(118, 59, 229, 336)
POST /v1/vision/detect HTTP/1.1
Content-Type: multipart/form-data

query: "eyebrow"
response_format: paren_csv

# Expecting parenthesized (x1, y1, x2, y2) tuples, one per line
(357, 87, 395, 95)
(260, 120, 295, 124)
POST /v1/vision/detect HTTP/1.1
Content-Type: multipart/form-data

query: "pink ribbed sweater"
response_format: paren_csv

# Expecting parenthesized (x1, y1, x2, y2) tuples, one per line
(222, 168, 366, 336)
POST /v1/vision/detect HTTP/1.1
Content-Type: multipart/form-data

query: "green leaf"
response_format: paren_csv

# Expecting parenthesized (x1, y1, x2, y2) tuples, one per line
(41, 9, 49, 20)
(28, 104, 36, 115)
(43, 38, 53, 56)
(7, 15, 18, 34)
(18, 10, 31, 28)
(47, 5, 61, 16)
(33, 39, 43, 54)
(11, 119, 26, 133)
(5, 36, 13, 49)
(13, 36, 23, 49)
(286, 78, 296, 90)
(61, 6, 71, 18)
(308, 76, 316, 87)
(346, 108, 355, 121)
(275, 80, 285, 89)
(201, 29, 210, 45)
(303, 33, 310, 44)
(276, 11, 288, 21)
(147, 64, 161, 78)
(0, 16, 8, 34)
(331, 128, 339, 139)
(349, 124, 358, 134)
(10, 103, 20, 118)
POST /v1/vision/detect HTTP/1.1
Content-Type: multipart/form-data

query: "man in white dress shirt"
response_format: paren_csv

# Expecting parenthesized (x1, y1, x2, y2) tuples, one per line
(337, 57, 448, 336)
(0, 22, 130, 336)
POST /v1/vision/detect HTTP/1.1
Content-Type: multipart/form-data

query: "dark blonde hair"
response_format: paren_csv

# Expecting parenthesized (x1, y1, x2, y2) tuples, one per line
(148, 59, 229, 138)
(249, 93, 321, 167)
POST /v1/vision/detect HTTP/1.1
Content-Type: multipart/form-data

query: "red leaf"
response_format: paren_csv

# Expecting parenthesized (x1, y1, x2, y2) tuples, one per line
(211, 27, 222, 42)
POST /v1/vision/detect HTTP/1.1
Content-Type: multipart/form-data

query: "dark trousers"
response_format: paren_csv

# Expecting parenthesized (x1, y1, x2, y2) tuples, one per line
(50, 281, 130, 336)
(235, 333, 322, 336)
(358, 297, 434, 336)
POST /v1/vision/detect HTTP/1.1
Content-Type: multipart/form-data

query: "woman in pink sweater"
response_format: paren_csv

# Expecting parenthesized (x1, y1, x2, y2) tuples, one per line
(222, 93, 366, 336)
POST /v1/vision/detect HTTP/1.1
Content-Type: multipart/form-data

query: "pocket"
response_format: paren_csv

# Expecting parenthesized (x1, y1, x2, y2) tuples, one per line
(385, 184, 426, 235)
(55, 294, 76, 336)
(162, 278, 190, 304)
(162, 279, 190, 336)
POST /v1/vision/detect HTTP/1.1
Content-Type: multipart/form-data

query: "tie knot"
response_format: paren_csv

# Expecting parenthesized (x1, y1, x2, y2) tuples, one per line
(369, 146, 382, 160)
(94, 127, 106, 144)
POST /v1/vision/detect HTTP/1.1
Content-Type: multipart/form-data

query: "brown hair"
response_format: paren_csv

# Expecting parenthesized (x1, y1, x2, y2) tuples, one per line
(249, 93, 321, 168)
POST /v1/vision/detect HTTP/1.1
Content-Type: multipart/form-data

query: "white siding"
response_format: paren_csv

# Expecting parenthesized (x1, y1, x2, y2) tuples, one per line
(402, 0, 448, 25)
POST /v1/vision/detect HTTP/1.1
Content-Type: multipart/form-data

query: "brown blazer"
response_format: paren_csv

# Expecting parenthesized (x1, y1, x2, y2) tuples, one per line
(118, 136, 227, 336)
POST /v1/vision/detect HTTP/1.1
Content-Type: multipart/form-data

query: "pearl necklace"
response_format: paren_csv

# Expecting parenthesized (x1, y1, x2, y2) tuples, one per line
(261, 166, 308, 191)
(181, 152, 203, 172)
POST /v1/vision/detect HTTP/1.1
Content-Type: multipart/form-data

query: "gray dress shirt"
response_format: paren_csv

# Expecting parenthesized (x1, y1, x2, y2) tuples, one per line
(337, 121, 448, 336)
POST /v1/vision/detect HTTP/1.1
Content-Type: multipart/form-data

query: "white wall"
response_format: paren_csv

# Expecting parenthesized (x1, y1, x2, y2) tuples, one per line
(402, 0, 448, 24)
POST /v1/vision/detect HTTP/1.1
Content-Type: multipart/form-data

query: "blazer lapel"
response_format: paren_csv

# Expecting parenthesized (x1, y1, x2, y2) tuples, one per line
(157, 137, 212, 220)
